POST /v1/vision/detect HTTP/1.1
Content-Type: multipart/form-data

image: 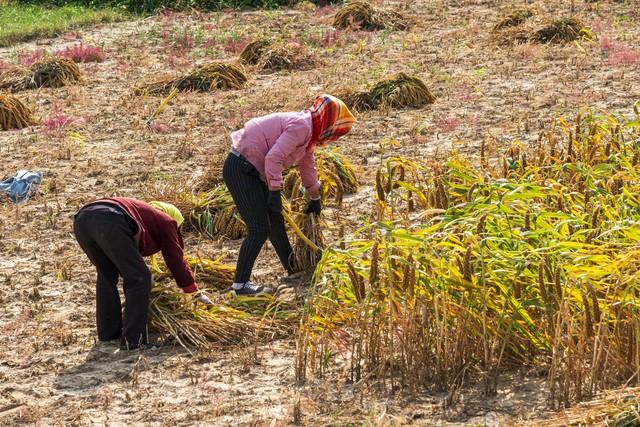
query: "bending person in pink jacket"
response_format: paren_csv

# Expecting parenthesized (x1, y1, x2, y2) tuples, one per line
(223, 95, 356, 295)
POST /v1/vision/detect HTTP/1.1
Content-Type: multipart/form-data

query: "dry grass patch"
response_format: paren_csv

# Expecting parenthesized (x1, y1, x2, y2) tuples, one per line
(533, 17, 592, 44)
(258, 43, 319, 73)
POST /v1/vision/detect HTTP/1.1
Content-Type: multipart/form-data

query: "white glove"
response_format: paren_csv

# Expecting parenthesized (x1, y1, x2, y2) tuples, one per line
(196, 291, 214, 306)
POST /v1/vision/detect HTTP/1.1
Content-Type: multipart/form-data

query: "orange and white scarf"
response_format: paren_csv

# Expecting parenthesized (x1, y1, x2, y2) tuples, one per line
(309, 95, 356, 148)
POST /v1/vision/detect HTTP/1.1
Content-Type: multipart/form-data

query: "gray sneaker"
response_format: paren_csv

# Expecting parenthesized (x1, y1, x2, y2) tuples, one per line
(232, 282, 273, 296)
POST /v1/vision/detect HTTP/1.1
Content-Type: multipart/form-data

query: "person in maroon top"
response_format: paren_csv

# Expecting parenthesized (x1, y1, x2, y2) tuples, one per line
(73, 197, 211, 350)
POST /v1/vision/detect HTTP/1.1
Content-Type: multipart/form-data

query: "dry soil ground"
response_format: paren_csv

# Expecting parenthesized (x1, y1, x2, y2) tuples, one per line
(1, 0, 639, 425)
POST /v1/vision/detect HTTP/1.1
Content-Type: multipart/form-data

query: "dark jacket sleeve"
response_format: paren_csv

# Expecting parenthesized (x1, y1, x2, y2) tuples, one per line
(156, 217, 197, 291)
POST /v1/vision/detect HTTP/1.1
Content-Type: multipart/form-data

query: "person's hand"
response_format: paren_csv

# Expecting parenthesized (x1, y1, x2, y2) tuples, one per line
(196, 292, 214, 306)
(267, 190, 283, 213)
(304, 198, 321, 215)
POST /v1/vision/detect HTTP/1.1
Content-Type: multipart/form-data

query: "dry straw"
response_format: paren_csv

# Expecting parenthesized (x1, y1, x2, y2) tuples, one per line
(533, 17, 592, 44)
(0, 57, 83, 91)
(135, 62, 248, 95)
(492, 9, 534, 32)
(239, 39, 273, 65)
(339, 73, 435, 112)
(258, 43, 319, 72)
(0, 93, 37, 130)
(333, 1, 409, 31)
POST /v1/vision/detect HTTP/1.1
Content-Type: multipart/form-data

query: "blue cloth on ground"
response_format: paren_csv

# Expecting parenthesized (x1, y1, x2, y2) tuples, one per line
(0, 170, 43, 203)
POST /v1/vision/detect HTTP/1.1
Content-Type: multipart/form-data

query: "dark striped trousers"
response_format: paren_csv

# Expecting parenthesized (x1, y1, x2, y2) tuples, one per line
(223, 152, 293, 283)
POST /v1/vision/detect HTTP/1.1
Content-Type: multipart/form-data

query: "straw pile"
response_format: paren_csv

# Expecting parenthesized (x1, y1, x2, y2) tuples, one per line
(149, 285, 274, 348)
(0, 57, 83, 91)
(333, 1, 409, 31)
(150, 255, 235, 290)
(339, 73, 435, 112)
(239, 39, 273, 65)
(258, 43, 319, 72)
(135, 62, 248, 95)
(533, 17, 591, 43)
(492, 9, 534, 32)
(0, 93, 37, 130)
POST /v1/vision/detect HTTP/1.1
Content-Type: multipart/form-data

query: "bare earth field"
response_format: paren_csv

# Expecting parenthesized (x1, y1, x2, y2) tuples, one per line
(1, 0, 639, 425)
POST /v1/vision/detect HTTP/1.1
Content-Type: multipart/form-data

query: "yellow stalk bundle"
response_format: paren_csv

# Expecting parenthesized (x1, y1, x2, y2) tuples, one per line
(257, 43, 319, 73)
(333, 1, 409, 31)
(239, 39, 273, 65)
(339, 73, 435, 112)
(283, 148, 359, 205)
(149, 284, 275, 349)
(150, 255, 235, 290)
(135, 62, 248, 95)
(0, 93, 37, 130)
(0, 57, 83, 92)
(188, 185, 246, 240)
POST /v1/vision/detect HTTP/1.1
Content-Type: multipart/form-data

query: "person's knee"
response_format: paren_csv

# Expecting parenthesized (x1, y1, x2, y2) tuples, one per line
(247, 223, 270, 241)
(123, 268, 151, 291)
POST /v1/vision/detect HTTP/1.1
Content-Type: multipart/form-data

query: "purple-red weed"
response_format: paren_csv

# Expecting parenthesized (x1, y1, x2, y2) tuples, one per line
(18, 49, 47, 67)
(56, 43, 106, 63)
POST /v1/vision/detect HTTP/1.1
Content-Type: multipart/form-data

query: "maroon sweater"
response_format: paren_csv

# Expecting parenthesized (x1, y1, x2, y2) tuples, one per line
(85, 197, 197, 293)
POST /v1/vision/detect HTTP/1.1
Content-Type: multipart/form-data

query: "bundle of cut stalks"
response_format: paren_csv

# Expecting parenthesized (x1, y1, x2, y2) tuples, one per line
(533, 387, 640, 426)
(150, 284, 274, 349)
(0, 93, 37, 130)
(239, 39, 273, 65)
(333, 1, 409, 31)
(258, 43, 319, 72)
(533, 17, 592, 44)
(189, 185, 246, 240)
(150, 255, 235, 290)
(339, 73, 435, 112)
(0, 57, 83, 91)
(283, 149, 359, 205)
(195, 148, 227, 191)
(288, 210, 325, 273)
(135, 62, 247, 95)
(492, 9, 534, 32)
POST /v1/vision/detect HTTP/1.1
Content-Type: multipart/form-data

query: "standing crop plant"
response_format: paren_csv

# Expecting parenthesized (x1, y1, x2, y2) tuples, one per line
(298, 107, 640, 408)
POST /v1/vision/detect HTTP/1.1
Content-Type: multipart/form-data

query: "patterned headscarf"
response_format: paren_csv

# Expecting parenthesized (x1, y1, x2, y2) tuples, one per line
(149, 201, 184, 227)
(310, 95, 356, 148)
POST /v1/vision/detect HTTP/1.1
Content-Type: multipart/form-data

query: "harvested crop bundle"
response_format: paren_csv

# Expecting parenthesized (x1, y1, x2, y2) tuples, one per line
(135, 62, 248, 95)
(189, 185, 246, 240)
(258, 43, 318, 72)
(25, 57, 83, 89)
(333, 1, 409, 31)
(150, 284, 273, 348)
(151, 256, 235, 290)
(369, 73, 435, 108)
(341, 73, 435, 111)
(335, 88, 375, 113)
(282, 202, 324, 273)
(0, 68, 28, 92)
(239, 39, 272, 65)
(0, 93, 37, 130)
(492, 9, 534, 32)
(491, 26, 532, 46)
(533, 17, 591, 44)
(0, 57, 83, 91)
(283, 149, 359, 205)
